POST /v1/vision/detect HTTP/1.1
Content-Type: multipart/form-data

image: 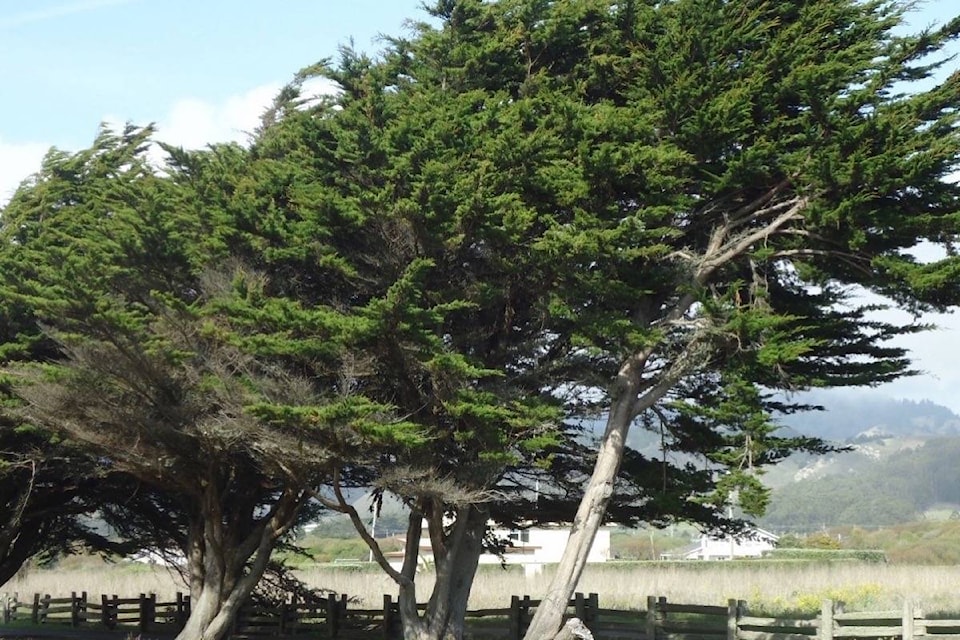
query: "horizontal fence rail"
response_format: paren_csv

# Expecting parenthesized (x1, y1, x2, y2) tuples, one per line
(1, 591, 954, 640)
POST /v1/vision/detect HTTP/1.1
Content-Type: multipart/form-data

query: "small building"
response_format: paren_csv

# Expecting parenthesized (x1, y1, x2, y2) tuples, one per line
(387, 523, 611, 576)
(661, 527, 778, 561)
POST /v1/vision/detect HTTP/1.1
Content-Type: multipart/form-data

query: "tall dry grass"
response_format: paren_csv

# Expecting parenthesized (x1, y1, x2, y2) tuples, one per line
(3, 557, 186, 602)
(7, 560, 960, 615)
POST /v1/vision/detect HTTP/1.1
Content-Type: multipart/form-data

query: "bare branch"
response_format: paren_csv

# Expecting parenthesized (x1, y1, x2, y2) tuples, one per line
(308, 471, 410, 587)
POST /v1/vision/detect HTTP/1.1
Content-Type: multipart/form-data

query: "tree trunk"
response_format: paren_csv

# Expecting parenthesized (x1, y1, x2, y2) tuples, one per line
(176, 577, 232, 640)
(0, 519, 44, 587)
(425, 505, 486, 640)
(173, 485, 303, 640)
(397, 510, 430, 640)
(522, 394, 635, 640)
(0, 534, 39, 587)
(397, 505, 487, 640)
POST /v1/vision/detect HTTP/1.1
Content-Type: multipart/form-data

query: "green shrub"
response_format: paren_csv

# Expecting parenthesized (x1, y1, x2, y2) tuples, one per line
(764, 548, 886, 563)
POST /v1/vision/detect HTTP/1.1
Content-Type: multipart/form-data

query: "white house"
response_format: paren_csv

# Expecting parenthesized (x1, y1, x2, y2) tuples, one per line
(661, 527, 778, 561)
(387, 523, 611, 576)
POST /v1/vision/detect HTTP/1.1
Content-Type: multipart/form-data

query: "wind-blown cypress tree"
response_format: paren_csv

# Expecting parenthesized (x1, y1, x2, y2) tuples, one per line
(232, 1, 960, 638)
(0, 125, 376, 640)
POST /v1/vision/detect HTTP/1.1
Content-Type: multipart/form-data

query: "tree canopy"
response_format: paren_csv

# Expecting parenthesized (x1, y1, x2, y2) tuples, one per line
(0, 126, 377, 640)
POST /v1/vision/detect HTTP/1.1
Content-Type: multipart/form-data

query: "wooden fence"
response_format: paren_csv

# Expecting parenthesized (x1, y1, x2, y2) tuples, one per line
(3, 591, 959, 640)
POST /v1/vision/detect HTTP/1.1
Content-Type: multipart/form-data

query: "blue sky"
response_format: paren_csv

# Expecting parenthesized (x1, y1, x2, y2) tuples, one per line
(0, 0, 424, 147)
(2, 0, 960, 412)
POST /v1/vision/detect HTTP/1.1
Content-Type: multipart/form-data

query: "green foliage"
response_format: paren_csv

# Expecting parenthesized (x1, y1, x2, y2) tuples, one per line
(0, 123, 345, 620)
(765, 548, 887, 563)
(826, 521, 960, 564)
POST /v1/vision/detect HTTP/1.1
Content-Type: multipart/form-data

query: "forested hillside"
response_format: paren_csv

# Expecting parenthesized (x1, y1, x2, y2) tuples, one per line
(762, 437, 960, 529)
(603, 392, 960, 531)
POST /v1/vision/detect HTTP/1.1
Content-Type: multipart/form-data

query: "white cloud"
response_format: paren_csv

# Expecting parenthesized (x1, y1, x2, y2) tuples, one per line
(0, 138, 49, 206)
(154, 83, 281, 150)
(2, 79, 340, 208)
(146, 76, 339, 152)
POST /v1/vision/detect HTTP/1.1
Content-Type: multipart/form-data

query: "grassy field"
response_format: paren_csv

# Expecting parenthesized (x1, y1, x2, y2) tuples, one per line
(5, 558, 960, 616)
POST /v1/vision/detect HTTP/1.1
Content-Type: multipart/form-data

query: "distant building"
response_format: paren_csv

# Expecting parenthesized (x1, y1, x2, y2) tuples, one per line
(387, 523, 611, 576)
(660, 527, 778, 561)
(127, 548, 187, 567)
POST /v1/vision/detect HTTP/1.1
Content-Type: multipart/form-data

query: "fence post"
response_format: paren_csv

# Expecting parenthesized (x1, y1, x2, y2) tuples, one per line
(326, 592, 340, 638)
(279, 598, 288, 635)
(80, 591, 88, 626)
(820, 600, 834, 640)
(523, 595, 532, 636)
(175, 592, 183, 628)
(903, 600, 914, 640)
(2, 592, 17, 624)
(646, 595, 657, 640)
(727, 598, 740, 640)
(510, 595, 522, 640)
(32, 593, 39, 624)
(383, 594, 394, 639)
(139, 592, 155, 633)
(288, 592, 298, 634)
(36, 594, 51, 624)
(575, 592, 586, 621)
(175, 592, 189, 628)
(588, 593, 599, 623)
(70, 592, 78, 627)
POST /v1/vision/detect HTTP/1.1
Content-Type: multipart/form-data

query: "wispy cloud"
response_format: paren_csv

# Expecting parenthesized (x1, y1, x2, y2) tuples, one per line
(0, 0, 136, 30)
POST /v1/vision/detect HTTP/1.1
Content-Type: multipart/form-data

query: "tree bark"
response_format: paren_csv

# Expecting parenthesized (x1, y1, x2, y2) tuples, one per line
(392, 504, 487, 640)
(0, 519, 47, 587)
(398, 510, 428, 640)
(424, 505, 486, 640)
(173, 484, 304, 640)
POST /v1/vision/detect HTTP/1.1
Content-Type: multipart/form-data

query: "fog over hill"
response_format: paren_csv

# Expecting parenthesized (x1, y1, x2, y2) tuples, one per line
(777, 389, 960, 442)
(606, 389, 960, 532)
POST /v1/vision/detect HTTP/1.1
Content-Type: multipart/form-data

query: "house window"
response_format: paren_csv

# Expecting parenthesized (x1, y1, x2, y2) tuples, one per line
(508, 530, 530, 543)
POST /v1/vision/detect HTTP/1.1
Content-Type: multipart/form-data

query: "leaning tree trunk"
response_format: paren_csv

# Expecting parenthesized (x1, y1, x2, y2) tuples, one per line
(522, 388, 637, 640)
(521, 188, 803, 639)
(0, 519, 47, 588)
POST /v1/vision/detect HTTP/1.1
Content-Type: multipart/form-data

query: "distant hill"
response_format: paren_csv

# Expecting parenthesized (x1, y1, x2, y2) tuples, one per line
(760, 391, 960, 530)
(596, 389, 960, 531)
(761, 436, 960, 530)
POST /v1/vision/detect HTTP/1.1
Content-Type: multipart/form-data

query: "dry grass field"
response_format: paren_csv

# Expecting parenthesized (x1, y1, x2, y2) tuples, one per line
(5, 559, 960, 616)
